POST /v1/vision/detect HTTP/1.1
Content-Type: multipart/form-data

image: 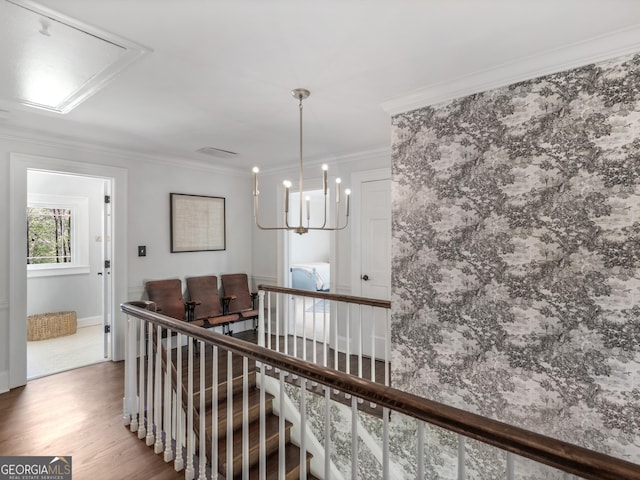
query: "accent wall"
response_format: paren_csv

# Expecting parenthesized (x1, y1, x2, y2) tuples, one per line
(391, 52, 640, 474)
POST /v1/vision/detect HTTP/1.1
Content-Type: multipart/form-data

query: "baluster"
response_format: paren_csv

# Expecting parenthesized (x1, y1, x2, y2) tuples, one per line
(303, 297, 308, 361)
(506, 452, 515, 480)
(198, 341, 206, 480)
(358, 305, 363, 379)
(279, 370, 286, 479)
(324, 386, 331, 479)
(274, 292, 280, 353)
(154, 325, 164, 454)
(417, 421, 425, 479)
(175, 333, 184, 472)
(385, 308, 390, 387)
(138, 319, 146, 439)
(226, 350, 233, 480)
(370, 305, 376, 383)
(345, 303, 351, 376)
(284, 294, 289, 356)
(323, 299, 328, 367)
(211, 345, 219, 477)
(300, 378, 307, 479)
(293, 297, 298, 358)
(258, 290, 265, 349)
(266, 291, 272, 350)
(292, 295, 297, 358)
(146, 322, 155, 446)
(164, 328, 174, 462)
(351, 395, 358, 479)
(383, 407, 390, 480)
(333, 300, 338, 372)
(242, 356, 249, 479)
(457, 435, 466, 480)
(185, 337, 195, 480)
(259, 360, 266, 480)
(312, 299, 317, 364)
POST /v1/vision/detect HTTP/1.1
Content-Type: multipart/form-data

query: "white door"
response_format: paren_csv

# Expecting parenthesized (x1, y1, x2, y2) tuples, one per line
(360, 179, 391, 301)
(356, 177, 391, 359)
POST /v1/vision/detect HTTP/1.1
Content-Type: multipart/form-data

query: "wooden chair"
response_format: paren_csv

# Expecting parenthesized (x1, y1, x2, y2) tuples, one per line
(221, 273, 259, 328)
(144, 278, 206, 327)
(186, 275, 240, 335)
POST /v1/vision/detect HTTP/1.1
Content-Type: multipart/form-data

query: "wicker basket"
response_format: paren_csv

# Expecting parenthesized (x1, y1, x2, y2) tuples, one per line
(27, 311, 77, 341)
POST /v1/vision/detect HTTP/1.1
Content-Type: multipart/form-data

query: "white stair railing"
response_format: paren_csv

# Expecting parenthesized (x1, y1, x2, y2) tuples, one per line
(257, 286, 392, 388)
(122, 300, 640, 480)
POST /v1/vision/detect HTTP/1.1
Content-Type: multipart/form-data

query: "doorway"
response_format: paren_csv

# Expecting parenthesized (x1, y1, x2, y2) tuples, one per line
(287, 189, 331, 339)
(25, 170, 111, 379)
(9, 153, 127, 390)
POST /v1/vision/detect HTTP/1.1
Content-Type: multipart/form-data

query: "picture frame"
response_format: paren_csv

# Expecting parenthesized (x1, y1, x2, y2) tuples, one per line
(170, 193, 226, 252)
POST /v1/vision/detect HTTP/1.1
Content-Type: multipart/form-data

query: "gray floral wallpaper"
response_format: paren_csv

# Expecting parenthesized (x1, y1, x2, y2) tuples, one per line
(391, 51, 640, 475)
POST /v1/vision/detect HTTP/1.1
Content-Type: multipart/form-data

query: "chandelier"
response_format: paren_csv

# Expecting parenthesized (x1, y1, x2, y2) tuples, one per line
(252, 89, 350, 235)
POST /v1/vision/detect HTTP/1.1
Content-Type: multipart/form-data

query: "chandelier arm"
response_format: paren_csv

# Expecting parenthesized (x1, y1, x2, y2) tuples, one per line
(308, 205, 350, 231)
(255, 195, 295, 231)
(320, 193, 328, 228)
(254, 196, 276, 230)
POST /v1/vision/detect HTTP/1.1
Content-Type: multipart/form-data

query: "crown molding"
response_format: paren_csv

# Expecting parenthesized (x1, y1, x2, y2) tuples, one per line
(259, 145, 391, 176)
(381, 24, 640, 115)
(0, 125, 247, 177)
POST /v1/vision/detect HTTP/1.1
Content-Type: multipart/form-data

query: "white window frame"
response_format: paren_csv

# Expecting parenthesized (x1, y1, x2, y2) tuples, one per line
(27, 193, 90, 277)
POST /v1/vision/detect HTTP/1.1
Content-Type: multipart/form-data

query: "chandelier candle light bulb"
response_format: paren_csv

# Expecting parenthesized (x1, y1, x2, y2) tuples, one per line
(252, 167, 259, 195)
(283, 180, 291, 213)
(322, 164, 328, 195)
(252, 88, 350, 235)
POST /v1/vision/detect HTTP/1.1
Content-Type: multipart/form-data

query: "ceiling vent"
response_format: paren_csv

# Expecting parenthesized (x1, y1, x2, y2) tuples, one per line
(196, 147, 239, 160)
(0, 0, 150, 114)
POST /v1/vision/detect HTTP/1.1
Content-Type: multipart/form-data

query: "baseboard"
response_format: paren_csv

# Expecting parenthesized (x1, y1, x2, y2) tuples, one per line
(0, 370, 9, 394)
(78, 315, 103, 328)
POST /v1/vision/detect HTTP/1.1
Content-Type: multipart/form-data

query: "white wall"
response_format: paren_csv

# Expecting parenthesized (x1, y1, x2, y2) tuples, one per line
(0, 130, 253, 391)
(27, 171, 104, 319)
(127, 159, 253, 299)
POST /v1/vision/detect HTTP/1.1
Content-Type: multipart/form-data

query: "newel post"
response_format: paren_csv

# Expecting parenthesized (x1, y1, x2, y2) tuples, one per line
(123, 312, 138, 427)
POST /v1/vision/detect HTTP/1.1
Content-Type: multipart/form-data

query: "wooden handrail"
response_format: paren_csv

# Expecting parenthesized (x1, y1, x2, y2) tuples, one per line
(121, 302, 640, 480)
(257, 284, 391, 309)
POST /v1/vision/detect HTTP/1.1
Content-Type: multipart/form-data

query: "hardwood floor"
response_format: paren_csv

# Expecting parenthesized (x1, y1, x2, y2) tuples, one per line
(0, 332, 387, 479)
(0, 361, 184, 480)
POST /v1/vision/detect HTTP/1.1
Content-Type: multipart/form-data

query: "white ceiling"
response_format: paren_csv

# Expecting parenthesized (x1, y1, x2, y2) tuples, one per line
(1, 0, 640, 173)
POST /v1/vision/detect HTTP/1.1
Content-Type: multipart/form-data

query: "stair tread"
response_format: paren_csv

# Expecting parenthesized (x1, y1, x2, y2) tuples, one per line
(217, 413, 291, 458)
(193, 370, 257, 405)
(247, 443, 313, 480)
(205, 388, 274, 438)
(165, 341, 313, 478)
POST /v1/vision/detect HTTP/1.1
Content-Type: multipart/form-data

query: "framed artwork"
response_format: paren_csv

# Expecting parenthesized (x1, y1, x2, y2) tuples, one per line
(170, 193, 226, 252)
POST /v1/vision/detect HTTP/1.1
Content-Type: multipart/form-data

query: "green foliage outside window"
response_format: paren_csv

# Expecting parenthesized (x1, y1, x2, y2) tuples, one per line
(27, 207, 72, 264)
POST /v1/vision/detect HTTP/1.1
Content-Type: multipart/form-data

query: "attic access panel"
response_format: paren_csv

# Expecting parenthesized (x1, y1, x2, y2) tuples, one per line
(0, 0, 149, 113)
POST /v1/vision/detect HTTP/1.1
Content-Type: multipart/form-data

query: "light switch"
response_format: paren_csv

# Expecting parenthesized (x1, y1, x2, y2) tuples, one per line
(138, 245, 146, 257)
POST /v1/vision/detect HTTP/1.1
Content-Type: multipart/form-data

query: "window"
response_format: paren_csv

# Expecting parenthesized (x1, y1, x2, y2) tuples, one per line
(27, 207, 72, 264)
(27, 194, 90, 277)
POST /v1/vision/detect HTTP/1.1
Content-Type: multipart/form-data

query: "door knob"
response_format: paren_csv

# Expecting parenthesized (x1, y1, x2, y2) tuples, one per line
(361, 274, 369, 281)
